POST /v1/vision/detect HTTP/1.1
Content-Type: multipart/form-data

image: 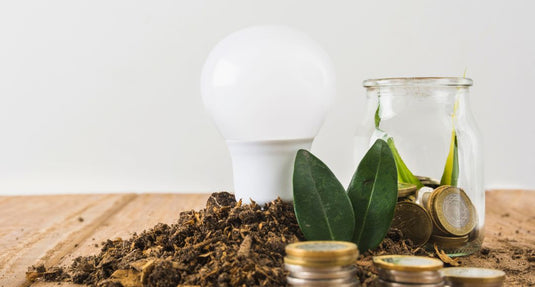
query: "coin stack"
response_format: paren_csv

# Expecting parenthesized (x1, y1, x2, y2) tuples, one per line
(441, 267, 505, 287)
(284, 241, 360, 286)
(425, 186, 477, 250)
(373, 255, 445, 286)
(392, 180, 478, 252)
(392, 182, 433, 247)
(397, 182, 418, 202)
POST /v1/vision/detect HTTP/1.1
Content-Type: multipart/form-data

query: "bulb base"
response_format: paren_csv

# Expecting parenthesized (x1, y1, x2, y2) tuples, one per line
(226, 138, 313, 204)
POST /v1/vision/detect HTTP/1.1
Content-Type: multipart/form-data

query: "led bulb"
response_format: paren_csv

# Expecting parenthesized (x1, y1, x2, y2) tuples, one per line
(201, 25, 335, 203)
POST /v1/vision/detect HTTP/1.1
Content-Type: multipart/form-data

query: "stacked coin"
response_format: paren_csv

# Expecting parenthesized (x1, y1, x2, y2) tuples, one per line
(284, 241, 360, 286)
(391, 201, 433, 247)
(425, 186, 477, 250)
(392, 183, 433, 247)
(392, 180, 478, 252)
(373, 255, 445, 286)
(397, 182, 418, 202)
(441, 267, 505, 287)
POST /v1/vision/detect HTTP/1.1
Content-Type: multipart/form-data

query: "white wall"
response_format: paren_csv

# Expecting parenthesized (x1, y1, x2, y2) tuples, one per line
(1, 0, 534, 195)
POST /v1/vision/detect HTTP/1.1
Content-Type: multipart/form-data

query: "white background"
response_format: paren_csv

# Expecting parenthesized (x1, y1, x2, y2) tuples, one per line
(1, 0, 534, 195)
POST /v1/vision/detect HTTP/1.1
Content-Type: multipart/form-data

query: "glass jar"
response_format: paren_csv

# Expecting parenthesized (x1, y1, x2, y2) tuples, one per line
(355, 77, 483, 256)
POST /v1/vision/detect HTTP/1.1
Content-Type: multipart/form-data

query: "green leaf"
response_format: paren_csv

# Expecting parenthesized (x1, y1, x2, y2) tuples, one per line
(293, 149, 355, 241)
(374, 104, 381, 129)
(348, 139, 398, 253)
(386, 137, 423, 188)
(440, 130, 459, 186)
(441, 70, 465, 186)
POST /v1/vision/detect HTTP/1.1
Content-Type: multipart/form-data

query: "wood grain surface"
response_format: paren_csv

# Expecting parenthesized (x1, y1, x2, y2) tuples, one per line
(0, 191, 533, 287)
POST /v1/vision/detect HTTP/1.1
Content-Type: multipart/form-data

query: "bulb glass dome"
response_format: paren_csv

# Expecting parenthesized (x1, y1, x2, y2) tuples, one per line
(201, 25, 335, 141)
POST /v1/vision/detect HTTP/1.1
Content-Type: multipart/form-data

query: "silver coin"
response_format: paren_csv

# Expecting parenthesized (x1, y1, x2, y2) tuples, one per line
(415, 187, 433, 206)
(441, 267, 505, 286)
(377, 267, 443, 284)
(285, 264, 357, 279)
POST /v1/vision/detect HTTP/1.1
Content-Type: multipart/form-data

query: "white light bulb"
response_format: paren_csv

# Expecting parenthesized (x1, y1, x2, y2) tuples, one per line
(201, 25, 335, 203)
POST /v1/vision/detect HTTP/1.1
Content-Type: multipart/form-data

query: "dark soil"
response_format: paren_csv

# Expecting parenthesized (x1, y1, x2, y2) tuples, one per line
(27, 192, 534, 286)
(28, 192, 304, 286)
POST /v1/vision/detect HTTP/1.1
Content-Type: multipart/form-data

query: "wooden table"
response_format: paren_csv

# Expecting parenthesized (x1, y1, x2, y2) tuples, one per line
(0, 190, 533, 287)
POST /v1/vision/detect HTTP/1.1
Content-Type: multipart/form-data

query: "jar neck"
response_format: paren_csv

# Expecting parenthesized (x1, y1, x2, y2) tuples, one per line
(366, 85, 470, 99)
(363, 77, 473, 88)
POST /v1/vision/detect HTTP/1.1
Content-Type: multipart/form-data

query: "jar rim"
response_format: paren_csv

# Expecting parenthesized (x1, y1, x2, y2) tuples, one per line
(363, 77, 473, 87)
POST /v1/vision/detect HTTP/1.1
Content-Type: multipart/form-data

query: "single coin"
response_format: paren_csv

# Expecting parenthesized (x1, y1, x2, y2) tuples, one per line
(441, 267, 505, 285)
(391, 202, 433, 246)
(285, 264, 357, 280)
(427, 186, 477, 236)
(377, 267, 443, 284)
(285, 241, 358, 259)
(398, 182, 418, 198)
(429, 234, 469, 249)
(284, 254, 357, 268)
(398, 194, 416, 203)
(287, 276, 360, 286)
(375, 278, 445, 287)
(415, 187, 433, 206)
(426, 186, 449, 235)
(285, 264, 353, 273)
(373, 255, 443, 272)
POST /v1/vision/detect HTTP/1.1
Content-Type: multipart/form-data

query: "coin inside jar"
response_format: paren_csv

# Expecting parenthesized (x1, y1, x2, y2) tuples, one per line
(426, 186, 476, 236)
(429, 234, 469, 249)
(391, 202, 433, 247)
(441, 267, 505, 287)
(398, 182, 418, 198)
(415, 187, 433, 206)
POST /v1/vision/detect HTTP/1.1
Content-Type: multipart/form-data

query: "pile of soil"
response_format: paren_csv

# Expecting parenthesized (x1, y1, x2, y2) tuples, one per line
(29, 192, 304, 286)
(27, 192, 534, 286)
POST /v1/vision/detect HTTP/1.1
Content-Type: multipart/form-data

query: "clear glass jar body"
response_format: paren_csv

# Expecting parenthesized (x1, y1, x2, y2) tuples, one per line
(355, 78, 484, 256)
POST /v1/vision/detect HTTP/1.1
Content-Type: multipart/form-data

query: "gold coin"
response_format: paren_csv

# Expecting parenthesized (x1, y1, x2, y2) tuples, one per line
(376, 268, 443, 284)
(391, 202, 433, 247)
(373, 255, 443, 272)
(285, 241, 358, 260)
(284, 264, 357, 279)
(429, 234, 469, 249)
(398, 182, 417, 198)
(284, 255, 357, 267)
(375, 278, 444, 287)
(441, 267, 505, 284)
(398, 194, 416, 203)
(427, 186, 476, 236)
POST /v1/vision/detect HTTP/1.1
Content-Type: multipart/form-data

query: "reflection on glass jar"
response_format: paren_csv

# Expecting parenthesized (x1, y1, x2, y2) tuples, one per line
(355, 77, 484, 256)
